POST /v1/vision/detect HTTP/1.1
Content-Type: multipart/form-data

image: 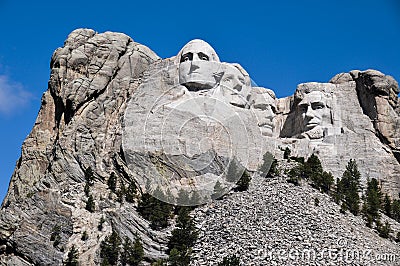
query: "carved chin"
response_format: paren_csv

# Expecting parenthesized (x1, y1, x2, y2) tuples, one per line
(180, 74, 216, 90)
(259, 124, 274, 137)
(303, 127, 324, 139)
(229, 95, 247, 108)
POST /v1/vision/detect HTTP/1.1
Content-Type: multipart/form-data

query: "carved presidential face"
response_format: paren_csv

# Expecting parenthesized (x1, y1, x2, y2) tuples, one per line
(178, 40, 221, 91)
(249, 88, 277, 136)
(219, 64, 251, 108)
(298, 91, 331, 131)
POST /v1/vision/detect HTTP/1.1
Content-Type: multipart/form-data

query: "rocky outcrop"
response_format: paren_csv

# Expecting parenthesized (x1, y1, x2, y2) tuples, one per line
(351, 70, 400, 159)
(0, 29, 399, 265)
(277, 70, 400, 197)
(0, 29, 163, 265)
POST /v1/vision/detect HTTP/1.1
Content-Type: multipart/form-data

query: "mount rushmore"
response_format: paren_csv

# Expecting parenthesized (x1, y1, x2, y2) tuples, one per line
(123, 36, 400, 203)
(0, 29, 399, 264)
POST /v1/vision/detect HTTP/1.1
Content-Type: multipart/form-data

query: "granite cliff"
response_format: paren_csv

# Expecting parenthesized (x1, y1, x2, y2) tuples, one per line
(0, 29, 399, 265)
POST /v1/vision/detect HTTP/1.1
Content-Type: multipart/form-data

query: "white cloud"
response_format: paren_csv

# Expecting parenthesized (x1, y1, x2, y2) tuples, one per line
(0, 75, 32, 115)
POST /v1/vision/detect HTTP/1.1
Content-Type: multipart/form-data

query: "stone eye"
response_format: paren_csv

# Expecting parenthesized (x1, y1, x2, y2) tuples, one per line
(198, 52, 209, 61)
(180, 53, 193, 62)
(299, 105, 308, 112)
(313, 103, 325, 110)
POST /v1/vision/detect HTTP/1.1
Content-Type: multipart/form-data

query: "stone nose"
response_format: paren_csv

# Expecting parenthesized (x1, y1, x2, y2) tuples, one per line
(189, 62, 200, 73)
(232, 83, 242, 92)
(304, 105, 315, 118)
(265, 106, 275, 119)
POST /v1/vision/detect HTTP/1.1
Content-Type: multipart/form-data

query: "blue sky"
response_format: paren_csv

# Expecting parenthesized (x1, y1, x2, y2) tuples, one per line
(0, 0, 399, 202)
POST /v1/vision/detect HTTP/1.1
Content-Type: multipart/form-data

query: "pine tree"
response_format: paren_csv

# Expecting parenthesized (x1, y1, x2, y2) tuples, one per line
(85, 194, 95, 212)
(116, 180, 126, 204)
(377, 220, 391, 238)
(64, 245, 79, 266)
(168, 248, 189, 266)
(50, 224, 61, 247)
(218, 255, 240, 266)
(314, 197, 320, 206)
(98, 216, 105, 231)
(225, 159, 241, 183)
(84, 182, 90, 197)
(107, 172, 117, 193)
(153, 186, 165, 200)
(334, 177, 343, 204)
(302, 154, 333, 192)
(320, 171, 334, 193)
(304, 154, 323, 181)
(283, 147, 291, 160)
(176, 189, 190, 206)
(235, 170, 251, 192)
(152, 259, 167, 266)
(81, 231, 89, 241)
(267, 157, 279, 178)
(137, 192, 172, 230)
(121, 235, 144, 266)
(383, 194, 392, 217)
(188, 190, 202, 206)
(151, 201, 173, 230)
(287, 165, 302, 186)
(337, 159, 361, 215)
(83, 167, 94, 197)
(85, 167, 95, 186)
(151, 187, 173, 229)
(258, 152, 277, 177)
(137, 192, 152, 218)
(132, 235, 144, 264)
(362, 178, 382, 227)
(125, 181, 137, 203)
(392, 199, 400, 222)
(100, 229, 121, 266)
(168, 207, 198, 265)
(165, 188, 175, 204)
(211, 180, 226, 200)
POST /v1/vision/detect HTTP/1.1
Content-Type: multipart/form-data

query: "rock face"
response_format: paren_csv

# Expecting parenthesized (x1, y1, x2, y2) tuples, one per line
(0, 29, 399, 265)
(0, 29, 163, 265)
(277, 71, 400, 197)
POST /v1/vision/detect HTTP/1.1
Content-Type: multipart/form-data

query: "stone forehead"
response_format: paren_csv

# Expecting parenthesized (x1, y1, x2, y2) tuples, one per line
(222, 63, 244, 77)
(252, 87, 276, 99)
(229, 63, 249, 77)
(176, 39, 220, 62)
(295, 82, 334, 100)
(221, 63, 251, 88)
(299, 91, 326, 104)
(249, 87, 277, 107)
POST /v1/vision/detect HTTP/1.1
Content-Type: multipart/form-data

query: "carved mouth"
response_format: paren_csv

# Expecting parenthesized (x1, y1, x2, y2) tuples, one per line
(259, 123, 273, 129)
(305, 122, 319, 129)
(230, 102, 245, 108)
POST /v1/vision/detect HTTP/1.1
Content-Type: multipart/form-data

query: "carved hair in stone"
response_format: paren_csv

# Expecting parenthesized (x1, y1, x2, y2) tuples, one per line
(176, 39, 222, 91)
(249, 87, 277, 137)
